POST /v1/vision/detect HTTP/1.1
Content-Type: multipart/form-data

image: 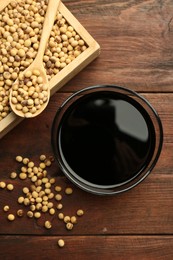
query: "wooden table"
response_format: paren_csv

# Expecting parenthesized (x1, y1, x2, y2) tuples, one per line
(0, 0, 173, 259)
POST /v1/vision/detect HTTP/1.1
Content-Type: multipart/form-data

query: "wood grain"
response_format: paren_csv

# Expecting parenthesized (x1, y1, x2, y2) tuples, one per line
(0, 92, 171, 236)
(0, 0, 173, 259)
(0, 235, 173, 260)
(0, 174, 173, 235)
(62, 0, 173, 92)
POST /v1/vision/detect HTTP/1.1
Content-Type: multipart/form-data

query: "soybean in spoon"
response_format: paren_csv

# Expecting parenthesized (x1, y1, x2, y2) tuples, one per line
(10, 0, 60, 118)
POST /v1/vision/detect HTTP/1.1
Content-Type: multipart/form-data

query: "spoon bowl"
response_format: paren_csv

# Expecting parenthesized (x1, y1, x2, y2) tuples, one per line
(10, 61, 50, 118)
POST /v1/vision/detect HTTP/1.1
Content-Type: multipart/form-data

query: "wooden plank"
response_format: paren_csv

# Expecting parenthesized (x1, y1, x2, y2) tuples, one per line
(0, 235, 173, 260)
(62, 0, 173, 92)
(0, 92, 170, 171)
(0, 172, 173, 235)
(0, 92, 169, 167)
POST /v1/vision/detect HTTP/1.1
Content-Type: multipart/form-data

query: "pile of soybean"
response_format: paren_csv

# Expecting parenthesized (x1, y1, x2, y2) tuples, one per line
(0, 154, 84, 248)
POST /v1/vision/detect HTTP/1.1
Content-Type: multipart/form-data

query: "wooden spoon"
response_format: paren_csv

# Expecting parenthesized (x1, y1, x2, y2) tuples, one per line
(0, 0, 12, 12)
(10, 0, 60, 118)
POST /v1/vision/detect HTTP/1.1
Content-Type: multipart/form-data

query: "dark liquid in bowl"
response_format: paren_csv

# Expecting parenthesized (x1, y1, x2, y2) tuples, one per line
(58, 92, 155, 186)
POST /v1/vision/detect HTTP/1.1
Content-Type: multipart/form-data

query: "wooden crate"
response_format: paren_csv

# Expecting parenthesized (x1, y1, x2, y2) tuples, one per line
(0, 1, 100, 139)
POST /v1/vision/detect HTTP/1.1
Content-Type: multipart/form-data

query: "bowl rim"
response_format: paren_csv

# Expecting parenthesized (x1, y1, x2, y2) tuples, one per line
(51, 84, 163, 195)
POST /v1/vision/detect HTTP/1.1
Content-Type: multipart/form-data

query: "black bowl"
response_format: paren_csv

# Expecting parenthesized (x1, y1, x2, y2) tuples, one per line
(51, 85, 163, 195)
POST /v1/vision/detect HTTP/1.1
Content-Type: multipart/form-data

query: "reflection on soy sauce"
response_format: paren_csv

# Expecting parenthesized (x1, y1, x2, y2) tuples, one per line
(60, 92, 155, 186)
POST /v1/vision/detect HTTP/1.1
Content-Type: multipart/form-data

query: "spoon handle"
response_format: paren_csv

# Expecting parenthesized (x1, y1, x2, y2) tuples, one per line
(0, 0, 12, 12)
(35, 0, 61, 62)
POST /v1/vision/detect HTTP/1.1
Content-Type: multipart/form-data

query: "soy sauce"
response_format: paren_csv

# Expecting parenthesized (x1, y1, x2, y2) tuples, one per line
(58, 91, 155, 187)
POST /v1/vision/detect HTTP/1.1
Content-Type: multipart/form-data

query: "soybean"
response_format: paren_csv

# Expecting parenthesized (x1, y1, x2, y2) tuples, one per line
(58, 239, 65, 248)
(7, 214, 15, 221)
(44, 220, 52, 229)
